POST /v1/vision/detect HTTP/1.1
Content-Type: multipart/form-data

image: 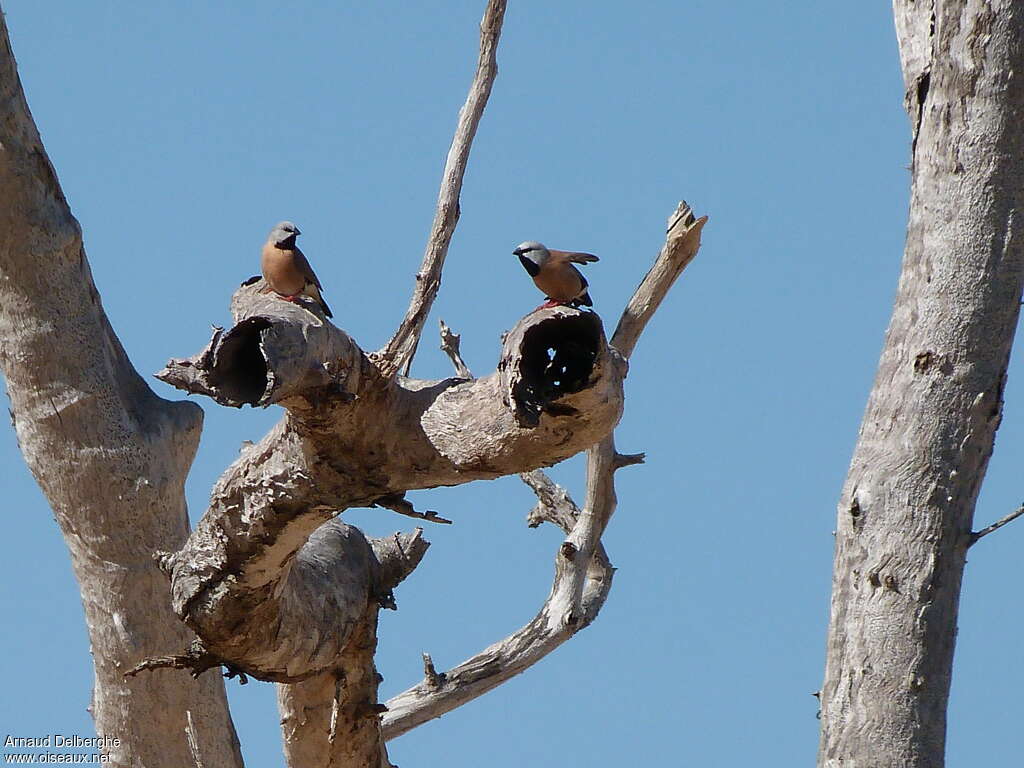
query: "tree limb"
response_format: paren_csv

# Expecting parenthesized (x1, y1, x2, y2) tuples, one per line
(381, 465, 615, 740)
(819, 4, 1024, 764)
(377, 0, 507, 374)
(272, 530, 426, 768)
(611, 201, 708, 360)
(156, 291, 625, 683)
(0, 9, 242, 766)
(378, 200, 708, 738)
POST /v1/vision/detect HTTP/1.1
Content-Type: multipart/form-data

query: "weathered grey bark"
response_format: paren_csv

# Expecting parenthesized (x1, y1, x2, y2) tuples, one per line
(380, 461, 617, 740)
(0, 8, 243, 768)
(818, 3, 1024, 766)
(147, 201, 703, 764)
(381, 202, 707, 738)
(379, 0, 506, 374)
(155, 283, 625, 681)
(147, 284, 623, 767)
(3, 0, 708, 761)
(272, 526, 426, 768)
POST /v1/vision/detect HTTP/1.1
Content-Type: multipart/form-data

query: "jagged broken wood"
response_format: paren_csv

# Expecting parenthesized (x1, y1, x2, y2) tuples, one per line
(439, 319, 474, 379)
(381, 465, 619, 739)
(372, 493, 453, 525)
(0, 0, 708, 760)
(143, 199, 704, 752)
(379, 202, 707, 739)
(154, 280, 625, 682)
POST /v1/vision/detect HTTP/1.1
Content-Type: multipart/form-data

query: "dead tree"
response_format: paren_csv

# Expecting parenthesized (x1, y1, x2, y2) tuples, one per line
(0, 1, 706, 766)
(818, 3, 1024, 766)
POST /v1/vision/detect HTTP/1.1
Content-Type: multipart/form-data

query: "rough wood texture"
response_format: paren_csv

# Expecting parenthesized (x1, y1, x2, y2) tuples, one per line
(1, 0, 710, 762)
(381, 466, 616, 739)
(818, 3, 1024, 766)
(611, 202, 708, 359)
(379, 0, 507, 374)
(439, 319, 473, 379)
(275, 528, 424, 768)
(278, 620, 393, 768)
(156, 280, 626, 684)
(0, 9, 243, 767)
(379, 205, 706, 739)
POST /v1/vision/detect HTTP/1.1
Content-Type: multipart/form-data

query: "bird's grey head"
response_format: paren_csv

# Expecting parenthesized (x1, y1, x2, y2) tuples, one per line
(270, 221, 301, 246)
(513, 240, 550, 267)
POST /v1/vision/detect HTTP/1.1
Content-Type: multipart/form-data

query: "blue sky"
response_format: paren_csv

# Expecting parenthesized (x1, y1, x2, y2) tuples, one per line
(2, 2, 1022, 765)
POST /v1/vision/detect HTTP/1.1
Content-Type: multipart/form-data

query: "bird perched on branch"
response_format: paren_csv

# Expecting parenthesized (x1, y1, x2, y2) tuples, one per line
(260, 221, 333, 317)
(513, 241, 599, 308)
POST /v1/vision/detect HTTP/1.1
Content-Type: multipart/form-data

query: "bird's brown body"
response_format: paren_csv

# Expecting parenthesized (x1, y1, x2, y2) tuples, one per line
(514, 241, 598, 308)
(260, 222, 332, 317)
(531, 255, 590, 304)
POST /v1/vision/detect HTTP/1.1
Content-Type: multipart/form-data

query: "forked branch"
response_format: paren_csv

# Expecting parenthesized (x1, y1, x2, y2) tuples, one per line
(381, 465, 617, 740)
(378, 0, 508, 374)
(381, 201, 706, 739)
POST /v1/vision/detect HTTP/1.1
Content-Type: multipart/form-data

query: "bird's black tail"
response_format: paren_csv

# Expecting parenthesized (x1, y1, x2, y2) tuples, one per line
(308, 284, 333, 317)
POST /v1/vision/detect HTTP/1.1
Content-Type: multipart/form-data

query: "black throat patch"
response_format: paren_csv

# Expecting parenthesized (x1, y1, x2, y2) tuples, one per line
(518, 254, 540, 277)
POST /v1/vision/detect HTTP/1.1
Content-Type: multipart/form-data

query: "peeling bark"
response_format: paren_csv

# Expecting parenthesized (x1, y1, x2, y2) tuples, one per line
(274, 528, 426, 768)
(819, 3, 1024, 766)
(155, 281, 625, 683)
(381, 464, 617, 739)
(146, 201, 704, 760)
(380, 203, 707, 739)
(0, 8, 242, 767)
(2, 0, 712, 761)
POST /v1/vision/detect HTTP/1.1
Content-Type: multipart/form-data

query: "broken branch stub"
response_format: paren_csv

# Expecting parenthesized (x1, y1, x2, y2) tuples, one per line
(155, 520, 426, 684)
(155, 281, 625, 683)
(157, 279, 363, 408)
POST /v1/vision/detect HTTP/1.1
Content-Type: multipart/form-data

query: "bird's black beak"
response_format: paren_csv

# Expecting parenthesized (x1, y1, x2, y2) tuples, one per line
(293, 228, 302, 236)
(512, 247, 524, 256)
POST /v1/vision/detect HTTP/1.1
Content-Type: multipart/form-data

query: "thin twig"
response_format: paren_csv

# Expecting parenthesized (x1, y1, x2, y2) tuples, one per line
(439, 319, 473, 378)
(377, 0, 508, 374)
(125, 641, 248, 684)
(970, 503, 1024, 545)
(613, 451, 646, 469)
(373, 493, 452, 525)
(611, 201, 708, 360)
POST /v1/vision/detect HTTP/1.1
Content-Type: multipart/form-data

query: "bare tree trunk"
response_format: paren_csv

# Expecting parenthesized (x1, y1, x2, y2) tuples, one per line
(819, 3, 1024, 766)
(2, 0, 709, 761)
(0, 10, 244, 768)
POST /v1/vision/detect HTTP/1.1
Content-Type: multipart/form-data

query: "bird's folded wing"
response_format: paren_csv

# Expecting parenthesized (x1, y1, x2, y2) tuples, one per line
(549, 249, 599, 264)
(294, 247, 325, 289)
